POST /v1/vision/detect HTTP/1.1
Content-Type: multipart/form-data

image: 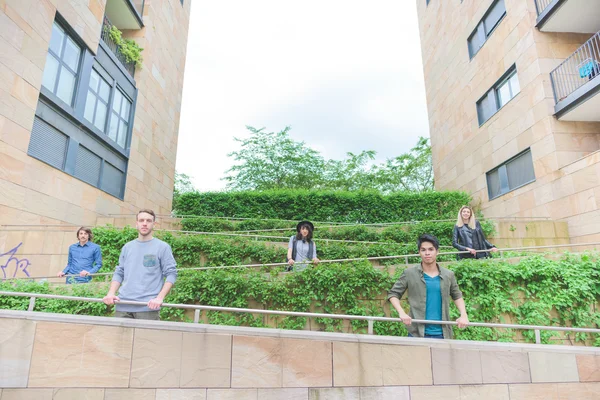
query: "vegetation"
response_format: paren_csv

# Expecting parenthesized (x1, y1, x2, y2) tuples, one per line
(223, 126, 433, 192)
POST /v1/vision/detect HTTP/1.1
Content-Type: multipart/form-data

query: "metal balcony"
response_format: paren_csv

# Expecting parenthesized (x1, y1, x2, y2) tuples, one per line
(101, 16, 136, 77)
(535, 0, 600, 33)
(551, 31, 600, 121)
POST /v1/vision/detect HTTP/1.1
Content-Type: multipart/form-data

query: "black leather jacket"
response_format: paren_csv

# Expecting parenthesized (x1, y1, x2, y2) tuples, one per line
(452, 220, 495, 259)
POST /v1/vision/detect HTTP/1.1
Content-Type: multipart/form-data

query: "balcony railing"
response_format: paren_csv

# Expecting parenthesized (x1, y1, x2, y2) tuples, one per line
(550, 32, 600, 103)
(101, 15, 136, 77)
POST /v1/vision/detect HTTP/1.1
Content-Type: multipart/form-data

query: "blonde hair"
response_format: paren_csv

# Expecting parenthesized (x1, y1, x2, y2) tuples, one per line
(456, 206, 476, 229)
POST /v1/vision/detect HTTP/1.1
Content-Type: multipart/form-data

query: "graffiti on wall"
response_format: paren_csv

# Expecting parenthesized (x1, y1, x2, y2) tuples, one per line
(0, 243, 31, 279)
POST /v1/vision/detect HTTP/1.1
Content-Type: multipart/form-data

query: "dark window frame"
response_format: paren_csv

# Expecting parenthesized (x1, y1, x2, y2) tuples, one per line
(84, 68, 112, 132)
(486, 149, 536, 200)
(476, 64, 520, 126)
(468, 0, 507, 59)
(41, 21, 83, 108)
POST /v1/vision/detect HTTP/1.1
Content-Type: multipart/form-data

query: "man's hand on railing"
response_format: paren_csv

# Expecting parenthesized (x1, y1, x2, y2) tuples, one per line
(56, 271, 65, 278)
(80, 270, 90, 277)
(103, 294, 120, 305)
(148, 297, 163, 310)
(456, 315, 469, 329)
(398, 312, 412, 326)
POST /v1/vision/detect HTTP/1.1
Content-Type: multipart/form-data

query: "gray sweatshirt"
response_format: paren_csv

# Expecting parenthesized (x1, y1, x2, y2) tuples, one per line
(112, 238, 177, 312)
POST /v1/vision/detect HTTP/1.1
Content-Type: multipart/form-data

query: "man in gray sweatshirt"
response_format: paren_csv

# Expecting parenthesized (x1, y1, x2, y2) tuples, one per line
(102, 209, 177, 320)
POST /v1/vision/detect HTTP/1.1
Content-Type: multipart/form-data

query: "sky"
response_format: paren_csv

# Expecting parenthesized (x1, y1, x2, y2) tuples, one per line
(176, 0, 430, 192)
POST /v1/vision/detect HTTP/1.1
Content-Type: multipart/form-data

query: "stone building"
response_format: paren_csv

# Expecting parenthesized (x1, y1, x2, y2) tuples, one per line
(0, 0, 191, 226)
(417, 0, 600, 243)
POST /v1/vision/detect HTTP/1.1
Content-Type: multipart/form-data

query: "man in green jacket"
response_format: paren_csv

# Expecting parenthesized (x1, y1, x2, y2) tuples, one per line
(387, 234, 469, 339)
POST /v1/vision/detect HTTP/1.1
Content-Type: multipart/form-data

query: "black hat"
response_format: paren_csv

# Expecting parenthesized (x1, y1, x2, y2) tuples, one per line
(296, 220, 314, 232)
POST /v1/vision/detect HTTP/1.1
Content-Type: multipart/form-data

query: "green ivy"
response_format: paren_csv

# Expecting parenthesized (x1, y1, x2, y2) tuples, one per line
(5, 224, 598, 346)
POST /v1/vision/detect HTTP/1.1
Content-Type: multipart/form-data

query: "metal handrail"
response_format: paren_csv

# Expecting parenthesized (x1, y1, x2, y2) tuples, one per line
(1, 291, 598, 344)
(534, 0, 553, 16)
(550, 31, 600, 103)
(3, 241, 598, 282)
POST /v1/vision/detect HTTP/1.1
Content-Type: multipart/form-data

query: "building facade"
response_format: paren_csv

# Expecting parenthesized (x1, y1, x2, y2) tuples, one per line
(0, 0, 190, 227)
(417, 0, 600, 243)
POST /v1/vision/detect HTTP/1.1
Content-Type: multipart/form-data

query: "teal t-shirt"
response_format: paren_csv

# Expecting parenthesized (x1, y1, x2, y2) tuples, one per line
(424, 273, 443, 336)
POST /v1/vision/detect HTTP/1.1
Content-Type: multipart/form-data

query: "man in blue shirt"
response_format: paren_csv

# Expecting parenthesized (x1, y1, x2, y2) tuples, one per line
(57, 227, 102, 283)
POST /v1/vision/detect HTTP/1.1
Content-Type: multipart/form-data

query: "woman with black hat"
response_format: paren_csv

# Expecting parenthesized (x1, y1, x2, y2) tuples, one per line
(287, 220, 320, 272)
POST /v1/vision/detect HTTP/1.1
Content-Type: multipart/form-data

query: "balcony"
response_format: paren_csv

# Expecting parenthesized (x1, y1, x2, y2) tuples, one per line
(535, 0, 600, 33)
(104, 0, 144, 29)
(101, 16, 136, 77)
(551, 32, 600, 121)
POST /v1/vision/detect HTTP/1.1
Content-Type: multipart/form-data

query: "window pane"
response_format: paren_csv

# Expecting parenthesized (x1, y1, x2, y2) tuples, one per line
(42, 53, 60, 92)
(118, 122, 127, 148)
(108, 114, 119, 141)
(112, 90, 123, 113)
(497, 80, 511, 108)
(487, 169, 502, 199)
(49, 23, 64, 56)
(83, 90, 96, 123)
(121, 97, 131, 120)
(94, 102, 107, 131)
(99, 79, 111, 103)
(477, 92, 494, 124)
(506, 151, 535, 190)
(484, 0, 506, 35)
(509, 73, 520, 97)
(56, 68, 75, 105)
(63, 37, 80, 72)
(89, 70, 100, 92)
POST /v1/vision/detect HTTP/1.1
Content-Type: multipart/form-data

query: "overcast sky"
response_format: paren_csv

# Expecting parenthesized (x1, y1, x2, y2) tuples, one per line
(176, 0, 429, 191)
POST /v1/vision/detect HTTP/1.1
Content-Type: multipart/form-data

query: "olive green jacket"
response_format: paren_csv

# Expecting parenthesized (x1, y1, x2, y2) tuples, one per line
(387, 263, 463, 339)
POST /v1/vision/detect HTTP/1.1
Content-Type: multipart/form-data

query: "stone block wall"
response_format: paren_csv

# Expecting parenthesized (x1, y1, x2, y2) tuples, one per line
(1, 311, 600, 399)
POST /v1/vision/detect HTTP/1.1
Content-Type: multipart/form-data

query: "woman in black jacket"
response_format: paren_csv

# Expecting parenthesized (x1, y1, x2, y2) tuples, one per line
(452, 206, 498, 259)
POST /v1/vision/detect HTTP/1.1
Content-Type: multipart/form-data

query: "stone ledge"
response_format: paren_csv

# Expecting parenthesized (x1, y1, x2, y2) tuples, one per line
(2, 310, 600, 355)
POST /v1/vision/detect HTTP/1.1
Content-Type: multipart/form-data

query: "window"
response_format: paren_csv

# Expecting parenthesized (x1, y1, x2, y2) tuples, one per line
(487, 149, 535, 199)
(42, 21, 81, 105)
(84, 70, 111, 132)
(468, 0, 506, 59)
(476, 66, 520, 125)
(108, 89, 132, 149)
(31, 16, 136, 200)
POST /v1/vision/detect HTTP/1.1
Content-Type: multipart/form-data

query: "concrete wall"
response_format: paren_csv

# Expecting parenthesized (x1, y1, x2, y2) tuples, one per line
(1, 311, 600, 399)
(416, 0, 600, 243)
(0, 0, 190, 227)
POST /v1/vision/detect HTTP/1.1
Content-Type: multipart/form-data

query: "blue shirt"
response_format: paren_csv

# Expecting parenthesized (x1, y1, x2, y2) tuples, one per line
(424, 273, 443, 336)
(63, 242, 103, 283)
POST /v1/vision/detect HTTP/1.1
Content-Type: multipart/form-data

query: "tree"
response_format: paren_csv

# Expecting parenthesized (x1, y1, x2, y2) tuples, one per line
(374, 136, 434, 192)
(172, 171, 197, 210)
(222, 126, 434, 193)
(322, 150, 377, 191)
(223, 126, 325, 190)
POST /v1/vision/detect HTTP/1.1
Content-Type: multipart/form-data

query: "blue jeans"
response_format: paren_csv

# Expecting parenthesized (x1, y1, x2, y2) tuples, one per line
(408, 333, 444, 339)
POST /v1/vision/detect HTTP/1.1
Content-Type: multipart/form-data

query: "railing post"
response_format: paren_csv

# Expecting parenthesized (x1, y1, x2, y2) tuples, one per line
(194, 309, 200, 323)
(404, 256, 409, 265)
(368, 319, 374, 335)
(535, 329, 541, 344)
(28, 296, 36, 312)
